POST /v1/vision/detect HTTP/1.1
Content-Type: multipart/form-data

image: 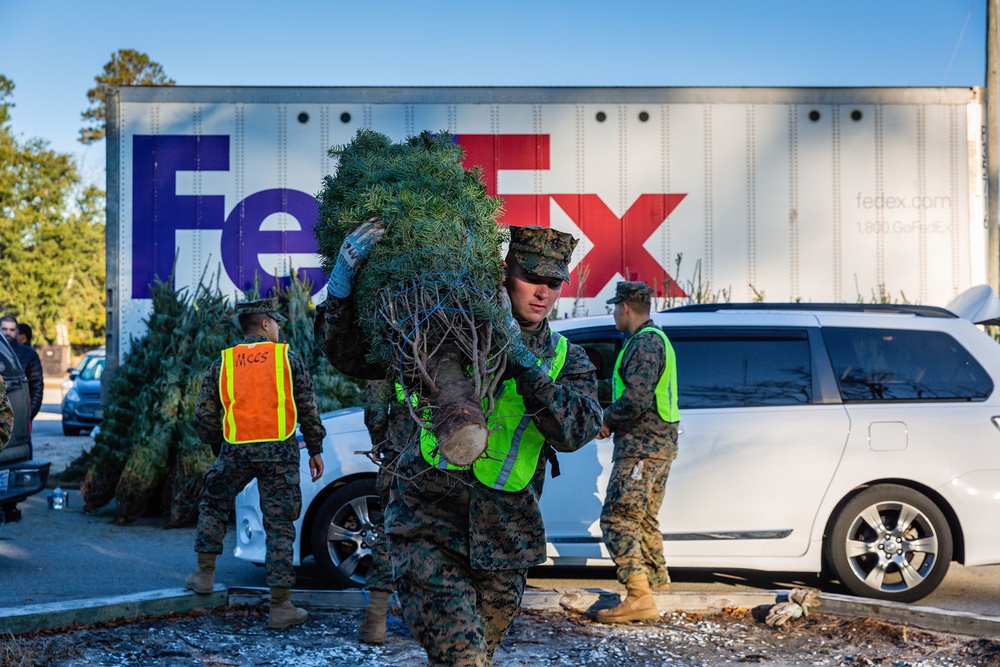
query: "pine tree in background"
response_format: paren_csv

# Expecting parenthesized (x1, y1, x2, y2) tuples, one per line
(0, 76, 107, 346)
(80, 49, 175, 145)
(80, 272, 362, 525)
(82, 277, 195, 517)
(275, 272, 365, 412)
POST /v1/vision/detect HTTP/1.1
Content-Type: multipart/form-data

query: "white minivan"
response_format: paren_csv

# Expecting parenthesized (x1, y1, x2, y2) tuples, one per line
(235, 287, 1000, 602)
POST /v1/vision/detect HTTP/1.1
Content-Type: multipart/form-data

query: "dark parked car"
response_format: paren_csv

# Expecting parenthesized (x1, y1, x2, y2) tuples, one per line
(0, 334, 50, 523)
(61, 348, 105, 436)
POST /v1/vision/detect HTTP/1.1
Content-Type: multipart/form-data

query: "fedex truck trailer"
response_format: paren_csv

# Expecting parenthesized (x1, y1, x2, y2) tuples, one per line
(106, 85, 987, 367)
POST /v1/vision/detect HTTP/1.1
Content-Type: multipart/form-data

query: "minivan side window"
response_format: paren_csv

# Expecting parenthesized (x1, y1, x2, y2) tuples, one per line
(822, 327, 993, 401)
(562, 326, 625, 408)
(670, 332, 813, 409)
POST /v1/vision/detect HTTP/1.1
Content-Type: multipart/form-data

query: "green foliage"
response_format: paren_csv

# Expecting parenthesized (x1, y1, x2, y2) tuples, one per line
(854, 277, 910, 305)
(81, 276, 223, 523)
(80, 49, 175, 144)
(0, 75, 12, 127)
(0, 76, 106, 345)
(284, 277, 366, 411)
(315, 130, 509, 368)
(83, 272, 363, 524)
(247, 271, 366, 412)
(652, 254, 732, 311)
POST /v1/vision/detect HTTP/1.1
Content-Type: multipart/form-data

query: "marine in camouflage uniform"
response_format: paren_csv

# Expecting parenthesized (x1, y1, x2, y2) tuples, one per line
(316, 225, 602, 666)
(356, 379, 399, 645)
(0, 377, 12, 452)
(362, 380, 396, 595)
(596, 281, 680, 624)
(187, 299, 326, 629)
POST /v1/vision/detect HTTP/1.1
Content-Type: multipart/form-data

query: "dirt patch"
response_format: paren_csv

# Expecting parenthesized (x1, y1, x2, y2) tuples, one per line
(4, 604, 1000, 667)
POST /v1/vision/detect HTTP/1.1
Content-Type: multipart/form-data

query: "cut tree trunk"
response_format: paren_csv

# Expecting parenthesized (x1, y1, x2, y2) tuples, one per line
(428, 349, 488, 466)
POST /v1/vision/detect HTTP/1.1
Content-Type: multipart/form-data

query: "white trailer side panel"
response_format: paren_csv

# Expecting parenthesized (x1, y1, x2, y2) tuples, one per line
(107, 87, 986, 360)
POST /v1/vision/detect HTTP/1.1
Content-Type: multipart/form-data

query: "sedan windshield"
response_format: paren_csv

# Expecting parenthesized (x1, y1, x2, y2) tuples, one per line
(79, 357, 105, 381)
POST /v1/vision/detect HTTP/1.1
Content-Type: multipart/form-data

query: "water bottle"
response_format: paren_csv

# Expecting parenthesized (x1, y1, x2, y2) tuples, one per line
(50, 486, 65, 510)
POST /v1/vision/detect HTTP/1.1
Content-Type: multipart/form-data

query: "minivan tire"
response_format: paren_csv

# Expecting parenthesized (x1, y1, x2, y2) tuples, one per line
(309, 478, 381, 589)
(826, 484, 952, 603)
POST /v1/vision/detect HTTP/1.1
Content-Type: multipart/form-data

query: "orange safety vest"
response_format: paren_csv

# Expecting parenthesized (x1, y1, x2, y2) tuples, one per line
(218, 342, 297, 444)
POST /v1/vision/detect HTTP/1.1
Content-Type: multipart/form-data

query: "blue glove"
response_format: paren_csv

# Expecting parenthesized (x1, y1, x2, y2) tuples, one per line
(326, 219, 386, 299)
(500, 291, 538, 369)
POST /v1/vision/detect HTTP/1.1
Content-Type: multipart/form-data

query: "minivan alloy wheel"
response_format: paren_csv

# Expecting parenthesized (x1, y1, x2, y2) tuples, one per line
(827, 484, 952, 603)
(309, 478, 381, 589)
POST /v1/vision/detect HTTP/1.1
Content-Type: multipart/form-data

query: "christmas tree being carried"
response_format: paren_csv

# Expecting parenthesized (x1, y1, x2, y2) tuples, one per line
(315, 130, 517, 465)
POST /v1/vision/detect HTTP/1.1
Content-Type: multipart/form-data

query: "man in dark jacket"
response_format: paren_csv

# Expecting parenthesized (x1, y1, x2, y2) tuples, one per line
(1, 315, 43, 422)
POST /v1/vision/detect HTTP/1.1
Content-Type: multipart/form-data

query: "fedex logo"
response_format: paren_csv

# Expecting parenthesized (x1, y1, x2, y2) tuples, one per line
(454, 134, 687, 298)
(131, 134, 686, 300)
(132, 135, 324, 299)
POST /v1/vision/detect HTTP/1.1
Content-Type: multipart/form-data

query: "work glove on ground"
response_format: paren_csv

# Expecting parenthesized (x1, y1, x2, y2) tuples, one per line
(326, 218, 386, 299)
(764, 587, 821, 627)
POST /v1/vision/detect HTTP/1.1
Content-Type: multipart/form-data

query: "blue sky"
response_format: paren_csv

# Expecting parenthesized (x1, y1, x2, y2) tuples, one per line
(0, 0, 987, 183)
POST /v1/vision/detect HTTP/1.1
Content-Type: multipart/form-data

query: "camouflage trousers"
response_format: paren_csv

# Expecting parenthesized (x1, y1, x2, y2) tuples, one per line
(365, 459, 396, 594)
(194, 456, 301, 588)
(600, 455, 674, 587)
(387, 468, 526, 667)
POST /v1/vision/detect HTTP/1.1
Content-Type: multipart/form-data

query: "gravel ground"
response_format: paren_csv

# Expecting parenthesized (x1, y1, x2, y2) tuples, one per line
(4, 604, 1000, 667)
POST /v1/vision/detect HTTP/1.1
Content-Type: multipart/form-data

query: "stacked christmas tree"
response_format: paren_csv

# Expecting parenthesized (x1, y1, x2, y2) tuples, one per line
(315, 130, 512, 464)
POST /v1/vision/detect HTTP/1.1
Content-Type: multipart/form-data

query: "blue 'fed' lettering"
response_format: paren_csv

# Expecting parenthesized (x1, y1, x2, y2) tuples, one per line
(131, 135, 324, 299)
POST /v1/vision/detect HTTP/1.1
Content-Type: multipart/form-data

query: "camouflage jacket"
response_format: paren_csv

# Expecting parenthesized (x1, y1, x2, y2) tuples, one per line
(363, 379, 407, 459)
(363, 381, 389, 448)
(0, 377, 11, 452)
(315, 295, 603, 568)
(194, 334, 326, 462)
(603, 318, 678, 461)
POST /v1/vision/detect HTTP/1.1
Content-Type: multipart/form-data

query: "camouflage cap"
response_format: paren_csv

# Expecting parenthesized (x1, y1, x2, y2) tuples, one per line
(235, 298, 287, 322)
(606, 281, 653, 304)
(508, 225, 578, 283)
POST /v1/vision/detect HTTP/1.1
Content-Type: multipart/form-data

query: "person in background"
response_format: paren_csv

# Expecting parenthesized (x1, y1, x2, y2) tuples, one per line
(184, 299, 326, 630)
(595, 281, 680, 624)
(356, 379, 398, 646)
(1, 315, 43, 424)
(16, 323, 31, 347)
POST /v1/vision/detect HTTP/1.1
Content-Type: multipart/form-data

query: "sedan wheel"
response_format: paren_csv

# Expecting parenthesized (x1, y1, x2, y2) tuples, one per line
(827, 484, 952, 603)
(309, 478, 381, 589)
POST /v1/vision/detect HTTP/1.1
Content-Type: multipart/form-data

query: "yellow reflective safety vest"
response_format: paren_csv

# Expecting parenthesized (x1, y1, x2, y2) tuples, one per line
(416, 331, 569, 492)
(612, 325, 680, 423)
(219, 342, 297, 444)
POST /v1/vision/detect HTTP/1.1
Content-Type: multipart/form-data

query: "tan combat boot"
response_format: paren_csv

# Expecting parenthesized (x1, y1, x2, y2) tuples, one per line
(184, 553, 217, 595)
(267, 587, 309, 629)
(595, 573, 660, 624)
(357, 589, 390, 645)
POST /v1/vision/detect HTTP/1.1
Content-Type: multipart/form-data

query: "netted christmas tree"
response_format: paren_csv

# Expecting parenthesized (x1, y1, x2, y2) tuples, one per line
(315, 130, 513, 465)
(82, 276, 239, 525)
(82, 271, 362, 525)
